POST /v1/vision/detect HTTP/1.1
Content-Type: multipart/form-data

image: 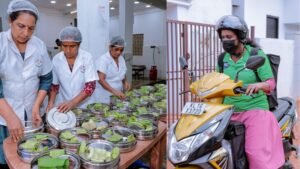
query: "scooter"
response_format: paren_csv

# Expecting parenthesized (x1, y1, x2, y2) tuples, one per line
(168, 56, 296, 169)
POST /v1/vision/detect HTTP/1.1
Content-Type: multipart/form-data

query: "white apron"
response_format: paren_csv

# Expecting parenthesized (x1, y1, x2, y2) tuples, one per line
(94, 52, 127, 104)
(0, 29, 52, 125)
(52, 49, 98, 108)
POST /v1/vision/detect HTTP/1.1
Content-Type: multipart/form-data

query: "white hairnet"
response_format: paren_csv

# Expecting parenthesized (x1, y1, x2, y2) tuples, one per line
(110, 36, 125, 47)
(59, 26, 82, 43)
(7, 0, 39, 18)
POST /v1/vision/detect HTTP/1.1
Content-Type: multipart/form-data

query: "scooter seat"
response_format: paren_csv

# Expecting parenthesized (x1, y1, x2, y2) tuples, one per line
(272, 98, 291, 121)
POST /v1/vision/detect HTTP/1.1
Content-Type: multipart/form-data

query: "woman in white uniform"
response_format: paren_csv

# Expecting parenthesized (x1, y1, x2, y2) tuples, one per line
(0, 1, 52, 168)
(47, 26, 98, 113)
(95, 36, 131, 104)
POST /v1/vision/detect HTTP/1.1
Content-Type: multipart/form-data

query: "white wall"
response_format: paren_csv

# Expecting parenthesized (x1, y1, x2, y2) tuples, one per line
(283, 0, 300, 24)
(244, 0, 284, 39)
(167, 0, 231, 24)
(35, 7, 75, 57)
(77, 0, 109, 61)
(232, 0, 244, 19)
(166, 4, 179, 20)
(285, 29, 300, 98)
(110, 16, 119, 39)
(256, 38, 295, 98)
(186, 0, 231, 24)
(0, 2, 73, 57)
(110, 9, 167, 79)
(283, 0, 300, 98)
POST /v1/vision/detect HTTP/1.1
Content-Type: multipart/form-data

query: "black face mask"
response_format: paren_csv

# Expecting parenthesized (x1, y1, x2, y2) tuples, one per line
(222, 40, 239, 55)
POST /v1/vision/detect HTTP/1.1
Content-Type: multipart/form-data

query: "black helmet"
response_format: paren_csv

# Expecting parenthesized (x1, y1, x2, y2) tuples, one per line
(216, 15, 248, 43)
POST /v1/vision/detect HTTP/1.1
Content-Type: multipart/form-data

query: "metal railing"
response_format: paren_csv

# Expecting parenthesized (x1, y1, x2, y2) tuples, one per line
(167, 20, 223, 126)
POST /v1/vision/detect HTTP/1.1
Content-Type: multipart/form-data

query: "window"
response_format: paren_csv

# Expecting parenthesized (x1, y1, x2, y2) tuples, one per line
(266, 15, 279, 38)
(132, 34, 144, 56)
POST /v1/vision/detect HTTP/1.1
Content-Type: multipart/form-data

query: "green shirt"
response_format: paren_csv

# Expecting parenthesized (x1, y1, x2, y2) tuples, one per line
(217, 45, 273, 112)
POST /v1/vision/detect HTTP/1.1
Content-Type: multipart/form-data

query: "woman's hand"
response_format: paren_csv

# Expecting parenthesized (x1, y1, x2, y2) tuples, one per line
(124, 81, 131, 92)
(32, 105, 42, 124)
(246, 83, 264, 95)
(114, 90, 125, 100)
(6, 114, 24, 142)
(57, 101, 75, 113)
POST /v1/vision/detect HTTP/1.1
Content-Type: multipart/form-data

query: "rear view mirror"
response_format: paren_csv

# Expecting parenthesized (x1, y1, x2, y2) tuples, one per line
(246, 55, 265, 70)
(179, 57, 188, 70)
(234, 55, 265, 82)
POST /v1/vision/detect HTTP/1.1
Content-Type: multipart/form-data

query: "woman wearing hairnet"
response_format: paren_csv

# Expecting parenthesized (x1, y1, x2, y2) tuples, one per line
(94, 36, 131, 104)
(0, 0, 52, 168)
(46, 26, 98, 113)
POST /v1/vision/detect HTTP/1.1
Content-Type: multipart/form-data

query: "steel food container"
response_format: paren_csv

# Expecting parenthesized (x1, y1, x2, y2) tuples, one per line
(46, 107, 76, 136)
(30, 149, 80, 169)
(23, 121, 44, 135)
(17, 133, 59, 163)
(58, 128, 92, 153)
(128, 124, 158, 140)
(101, 126, 137, 153)
(79, 140, 120, 169)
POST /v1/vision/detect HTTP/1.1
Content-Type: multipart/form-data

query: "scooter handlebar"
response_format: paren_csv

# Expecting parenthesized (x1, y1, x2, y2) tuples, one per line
(234, 87, 255, 98)
(234, 87, 247, 94)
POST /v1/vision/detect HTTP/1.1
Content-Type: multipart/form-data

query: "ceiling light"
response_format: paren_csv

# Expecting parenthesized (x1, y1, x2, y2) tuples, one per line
(66, 3, 72, 7)
(110, 7, 115, 10)
(50, 1, 56, 4)
(145, 4, 151, 8)
(109, 0, 112, 3)
(134, 1, 140, 4)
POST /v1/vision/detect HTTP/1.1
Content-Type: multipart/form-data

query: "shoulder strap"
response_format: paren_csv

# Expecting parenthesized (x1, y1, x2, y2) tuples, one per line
(249, 47, 261, 82)
(218, 52, 226, 73)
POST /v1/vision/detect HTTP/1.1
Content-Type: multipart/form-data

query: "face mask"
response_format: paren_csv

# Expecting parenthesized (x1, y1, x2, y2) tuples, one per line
(222, 40, 239, 55)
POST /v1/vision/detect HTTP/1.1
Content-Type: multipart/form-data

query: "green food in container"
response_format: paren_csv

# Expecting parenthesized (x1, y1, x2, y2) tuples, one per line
(79, 141, 120, 163)
(93, 103, 110, 111)
(127, 134, 136, 142)
(81, 119, 97, 131)
(127, 119, 154, 131)
(20, 135, 50, 152)
(137, 107, 147, 114)
(76, 128, 88, 135)
(60, 130, 79, 143)
(38, 149, 69, 169)
(106, 133, 122, 143)
(111, 147, 120, 159)
(35, 134, 48, 141)
(116, 102, 124, 108)
(49, 149, 65, 158)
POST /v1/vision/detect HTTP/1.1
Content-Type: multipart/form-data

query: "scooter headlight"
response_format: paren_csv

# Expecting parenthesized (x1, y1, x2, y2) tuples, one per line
(169, 133, 194, 163)
(168, 122, 220, 164)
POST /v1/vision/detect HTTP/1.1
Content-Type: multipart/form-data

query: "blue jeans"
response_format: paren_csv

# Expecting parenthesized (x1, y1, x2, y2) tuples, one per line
(0, 125, 9, 164)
